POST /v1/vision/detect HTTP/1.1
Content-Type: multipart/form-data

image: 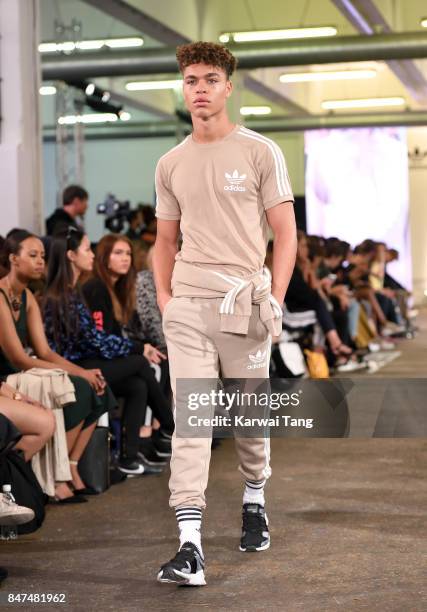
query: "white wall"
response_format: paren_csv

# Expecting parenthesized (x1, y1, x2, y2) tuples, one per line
(0, 0, 43, 235)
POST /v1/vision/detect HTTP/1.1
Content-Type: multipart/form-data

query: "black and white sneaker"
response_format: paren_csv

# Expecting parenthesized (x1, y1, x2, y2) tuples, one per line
(138, 438, 167, 466)
(138, 455, 164, 474)
(117, 457, 145, 476)
(152, 429, 172, 458)
(157, 542, 206, 586)
(239, 503, 270, 552)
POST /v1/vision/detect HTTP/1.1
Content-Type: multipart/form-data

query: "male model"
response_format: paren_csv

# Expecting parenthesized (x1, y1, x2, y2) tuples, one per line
(153, 41, 297, 586)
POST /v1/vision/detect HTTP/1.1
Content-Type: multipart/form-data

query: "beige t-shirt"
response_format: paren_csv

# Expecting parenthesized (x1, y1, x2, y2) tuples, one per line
(155, 124, 294, 276)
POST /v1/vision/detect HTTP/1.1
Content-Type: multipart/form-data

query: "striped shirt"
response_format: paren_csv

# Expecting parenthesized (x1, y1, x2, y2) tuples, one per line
(155, 123, 294, 277)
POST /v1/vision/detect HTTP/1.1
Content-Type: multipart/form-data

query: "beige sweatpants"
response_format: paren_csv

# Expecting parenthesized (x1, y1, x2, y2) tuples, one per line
(163, 296, 272, 509)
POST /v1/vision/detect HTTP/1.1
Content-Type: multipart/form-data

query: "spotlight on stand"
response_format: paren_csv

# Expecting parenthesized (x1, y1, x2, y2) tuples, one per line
(85, 95, 123, 116)
(85, 82, 111, 102)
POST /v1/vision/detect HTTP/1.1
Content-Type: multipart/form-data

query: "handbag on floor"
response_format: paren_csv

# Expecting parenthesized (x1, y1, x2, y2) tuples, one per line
(78, 425, 110, 494)
(304, 349, 330, 379)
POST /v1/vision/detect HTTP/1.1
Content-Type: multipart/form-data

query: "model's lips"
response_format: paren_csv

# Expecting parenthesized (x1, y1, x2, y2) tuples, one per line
(35, 268, 44, 274)
(194, 98, 209, 104)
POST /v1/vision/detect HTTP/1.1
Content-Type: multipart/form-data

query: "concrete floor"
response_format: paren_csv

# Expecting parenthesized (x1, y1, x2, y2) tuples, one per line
(1, 312, 426, 611)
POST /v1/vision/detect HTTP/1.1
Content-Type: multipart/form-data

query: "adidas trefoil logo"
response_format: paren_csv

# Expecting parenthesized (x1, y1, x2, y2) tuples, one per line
(247, 349, 267, 370)
(224, 169, 246, 192)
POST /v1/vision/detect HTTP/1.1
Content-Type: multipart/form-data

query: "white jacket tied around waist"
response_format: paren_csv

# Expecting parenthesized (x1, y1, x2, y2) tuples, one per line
(6, 368, 75, 497)
(171, 260, 283, 336)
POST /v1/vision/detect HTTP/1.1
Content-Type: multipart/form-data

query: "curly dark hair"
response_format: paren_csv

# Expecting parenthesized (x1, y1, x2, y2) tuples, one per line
(176, 41, 237, 78)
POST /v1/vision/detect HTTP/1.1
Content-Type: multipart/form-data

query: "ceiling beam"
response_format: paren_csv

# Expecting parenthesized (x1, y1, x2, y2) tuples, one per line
(43, 111, 427, 141)
(243, 75, 308, 116)
(79, 0, 305, 114)
(80, 0, 188, 45)
(42, 31, 427, 80)
(331, 0, 427, 104)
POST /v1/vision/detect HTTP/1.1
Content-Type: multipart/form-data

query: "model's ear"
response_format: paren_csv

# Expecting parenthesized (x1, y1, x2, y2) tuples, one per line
(225, 79, 233, 98)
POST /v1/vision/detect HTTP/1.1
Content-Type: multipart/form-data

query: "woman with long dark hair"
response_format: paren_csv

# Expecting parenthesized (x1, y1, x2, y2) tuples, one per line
(83, 235, 172, 465)
(0, 230, 114, 502)
(43, 229, 174, 475)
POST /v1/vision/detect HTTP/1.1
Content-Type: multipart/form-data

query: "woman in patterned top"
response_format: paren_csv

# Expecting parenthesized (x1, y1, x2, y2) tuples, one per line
(135, 246, 167, 353)
(43, 228, 174, 476)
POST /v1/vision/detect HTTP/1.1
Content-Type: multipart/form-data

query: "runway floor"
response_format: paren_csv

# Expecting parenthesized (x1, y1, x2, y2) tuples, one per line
(1, 311, 426, 611)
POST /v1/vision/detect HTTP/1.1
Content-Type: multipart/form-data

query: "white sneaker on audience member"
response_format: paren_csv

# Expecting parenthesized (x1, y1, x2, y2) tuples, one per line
(0, 493, 34, 525)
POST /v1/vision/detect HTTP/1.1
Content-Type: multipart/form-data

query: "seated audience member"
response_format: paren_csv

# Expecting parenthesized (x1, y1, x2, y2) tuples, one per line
(0, 382, 55, 461)
(126, 209, 144, 242)
(135, 245, 168, 366)
(285, 231, 353, 362)
(83, 234, 172, 466)
(347, 242, 402, 335)
(45, 185, 88, 236)
(315, 237, 360, 346)
(384, 248, 412, 323)
(134, 244, 171, 446)
(370, 242, 404, 326)
(139, 205, 157, 249)
(384, 248, 406, 291)
(0, 230, 114, 502)
(43, 229, 174, 475)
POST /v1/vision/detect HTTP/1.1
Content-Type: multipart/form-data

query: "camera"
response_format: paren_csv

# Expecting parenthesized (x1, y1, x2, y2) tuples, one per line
(97, 194, 131, 233)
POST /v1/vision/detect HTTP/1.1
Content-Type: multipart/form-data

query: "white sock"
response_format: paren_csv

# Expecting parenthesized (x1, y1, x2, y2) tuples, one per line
(243, 479, 266, 507)
(175, 506, 203, 559)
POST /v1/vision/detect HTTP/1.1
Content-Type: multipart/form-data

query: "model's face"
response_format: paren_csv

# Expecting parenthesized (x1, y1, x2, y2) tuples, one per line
(108, 240, 132, 277)
(182, 64, 232, 119)
(68, 235, 94, 273)
(11, 237, 45, 280)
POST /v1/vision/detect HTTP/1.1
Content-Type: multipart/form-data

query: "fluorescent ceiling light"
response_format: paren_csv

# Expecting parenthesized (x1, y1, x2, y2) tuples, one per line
(58, 113, 118, 125)
(76, 40, 105, 50)
(126, 79, 182, 91)
(280, 69, 377, 83)
(421, 18, 427, 28)
(39, 42, 61, 53)
(105, 37, 143, 48)
(322, 96, 405, 110)
(119, 111, 131, 121)
(219, 26, 337, 43)
(39, 37, 143, 53)
(240, 106, 272, 116)
(39, 86, 57, 96)
(38, 41, 76, 53)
